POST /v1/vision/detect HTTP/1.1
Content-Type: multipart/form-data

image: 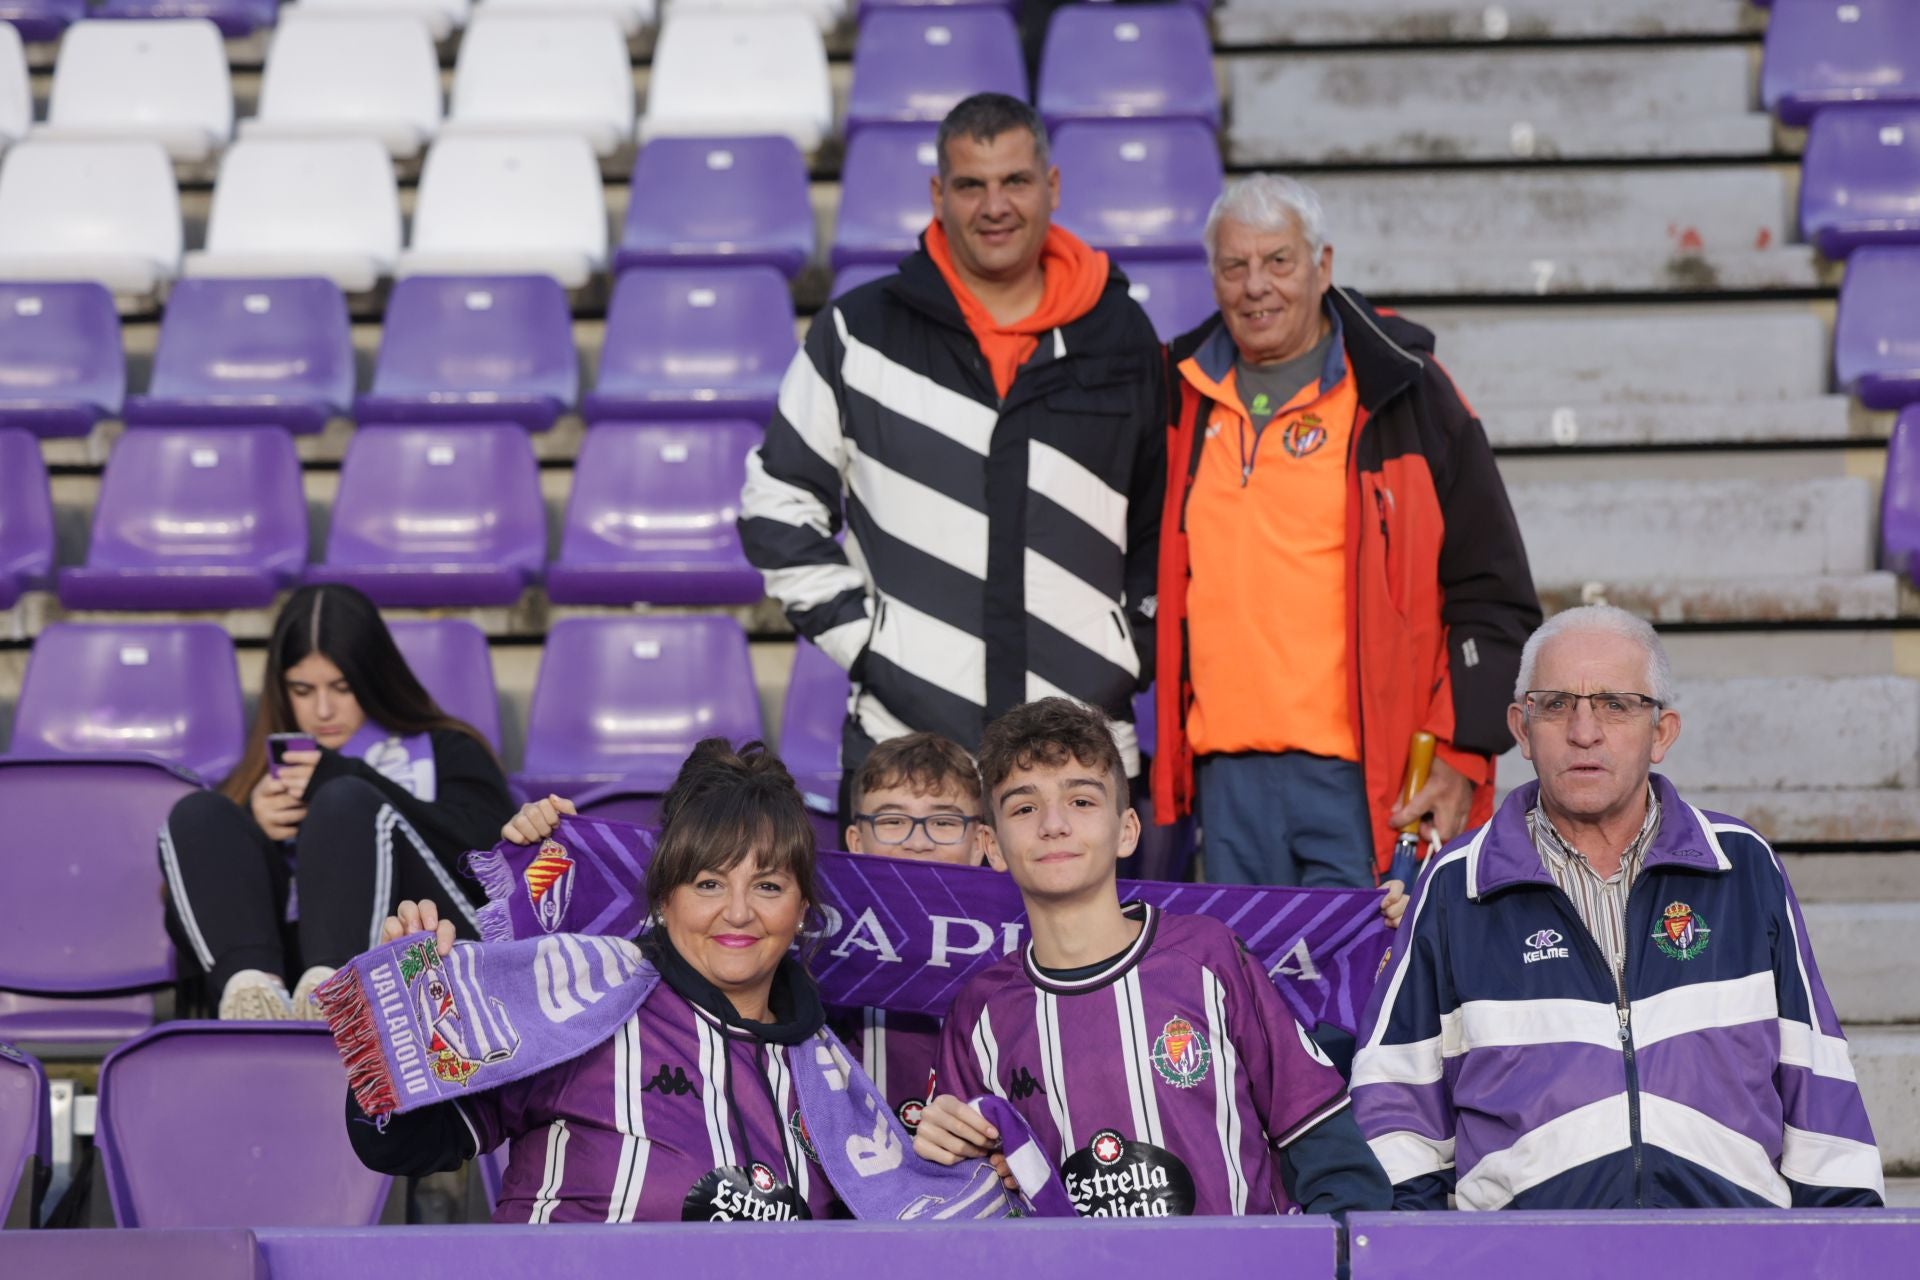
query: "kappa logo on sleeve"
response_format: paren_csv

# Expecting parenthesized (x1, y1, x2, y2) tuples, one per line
(1009, 1065, 1043, 1100)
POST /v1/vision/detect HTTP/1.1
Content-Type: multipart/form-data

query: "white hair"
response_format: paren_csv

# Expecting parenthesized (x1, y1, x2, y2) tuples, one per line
(1203, 174, 1329, 271)
(1514, 605, 1676, 709)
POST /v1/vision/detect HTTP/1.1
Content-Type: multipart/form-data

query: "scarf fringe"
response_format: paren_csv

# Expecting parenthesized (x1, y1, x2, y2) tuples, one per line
(464, 846, 518, 944)
(314, 967, 399, 1117)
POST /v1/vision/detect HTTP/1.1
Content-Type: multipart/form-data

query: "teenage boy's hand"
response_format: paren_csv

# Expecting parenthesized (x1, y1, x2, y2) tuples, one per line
(1379, 879, 1409, 929)
(914, 1097, 1021, 1190)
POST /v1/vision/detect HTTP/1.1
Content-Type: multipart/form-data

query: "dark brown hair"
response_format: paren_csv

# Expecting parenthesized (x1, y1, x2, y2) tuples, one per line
(850, 732, 983, 814)
(219, 585, 490, 804)
(977, 697, 1129, 816)
(646, 738, 822, 931)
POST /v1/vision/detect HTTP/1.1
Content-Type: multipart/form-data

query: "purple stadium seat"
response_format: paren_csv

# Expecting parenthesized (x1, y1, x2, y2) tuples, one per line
(356, 275, 577, 433)
(1115, 255, 1216, 340)
(1835, 246, 1920, 409)
(1053, 119, 1221, 260)
(96, 1023, 392, 1227)
(547, 420, 765, 606)
(846, 8, 1025, 137)
(831, 263, 897, 298)
(309, 424, 545, 608)
(0, 281, 124, 439)
(124, 278, 353, 434)
(0, 1042, 48, 1228)
(583, 266, 796, 424)
(95, 0, 276, 38)
(1762, 0, 1920, 126)
(388, 618, 502, 751)
(0, 0, 82, 43)
(831, 123, 939, 270)
(9, 622, 245, 781)
(1038, 4, 1219, 130)
(514, 615, 764, 799)
(1800, 106, 1920, 257)
(0, 430, 53, 610)
(778, 636, 848, 845)
(0, 758, 197, 998)
(0, 993, 156, 1056)
(1882, 405, 1920, 581)
(58, 427, 307, 611)
(616, 136, 815, 279)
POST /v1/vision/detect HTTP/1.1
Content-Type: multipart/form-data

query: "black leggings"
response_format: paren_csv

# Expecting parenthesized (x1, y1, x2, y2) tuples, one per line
(159, 777, 479, 994)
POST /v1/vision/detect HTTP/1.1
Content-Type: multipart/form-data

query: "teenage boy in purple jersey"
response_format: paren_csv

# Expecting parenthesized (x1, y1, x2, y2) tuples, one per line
(914, 698, 1391, 1217)
(832, 732, 990, 1133)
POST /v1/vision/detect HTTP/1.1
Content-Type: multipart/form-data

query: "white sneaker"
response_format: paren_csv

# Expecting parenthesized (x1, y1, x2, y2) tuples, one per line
(218, 970, 295, 1021)
(291, 965, 338, 1021)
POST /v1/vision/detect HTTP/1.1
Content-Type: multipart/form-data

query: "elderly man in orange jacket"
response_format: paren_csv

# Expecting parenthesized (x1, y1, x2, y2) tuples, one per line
(1152, 174, 1540, 887)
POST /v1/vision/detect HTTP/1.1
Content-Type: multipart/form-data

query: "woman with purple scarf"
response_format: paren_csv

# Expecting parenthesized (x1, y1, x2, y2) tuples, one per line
(159, 585, 514, 1022)
(341, 741, 1057, 1224)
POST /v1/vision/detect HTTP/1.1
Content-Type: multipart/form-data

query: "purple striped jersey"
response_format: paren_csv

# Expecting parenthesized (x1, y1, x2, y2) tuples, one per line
(827, 1006, 942, 1135)
(933, 904, 1350, 1217)
(454, 983, 836, 1223)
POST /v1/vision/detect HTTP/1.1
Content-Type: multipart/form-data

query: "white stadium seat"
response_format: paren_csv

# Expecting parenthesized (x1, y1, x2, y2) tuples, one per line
(446, 14, 634, 157)
(0, 25, 27, 150)
(478, 0, 654, 39)
(641, 11, 831, 151)
(398, 133, 607, 288)
(289, 0, 471, 42)
(0, 140, 181, 296)
(667, 0, 842, 35)
(38, 20, 233, 164)
(184, 138, 402, 292)
(244, 12, 443, 160)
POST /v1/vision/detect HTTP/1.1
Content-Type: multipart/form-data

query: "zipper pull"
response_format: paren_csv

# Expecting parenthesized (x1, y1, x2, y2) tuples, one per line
(1617, 1005, 1631, 1042)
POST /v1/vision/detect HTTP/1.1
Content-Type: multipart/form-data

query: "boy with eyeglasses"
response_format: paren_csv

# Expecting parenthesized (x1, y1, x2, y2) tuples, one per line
(833, 731, 991, 1134)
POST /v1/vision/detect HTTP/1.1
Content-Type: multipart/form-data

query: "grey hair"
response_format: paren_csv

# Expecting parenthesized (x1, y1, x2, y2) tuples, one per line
(1514, 605, 1676, 709)
(1203, 173, 1329, 271)
(935, 92, 1050, 180)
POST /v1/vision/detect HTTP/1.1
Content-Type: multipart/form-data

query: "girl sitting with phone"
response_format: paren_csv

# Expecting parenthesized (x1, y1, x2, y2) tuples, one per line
(160, 585, 515, 1021)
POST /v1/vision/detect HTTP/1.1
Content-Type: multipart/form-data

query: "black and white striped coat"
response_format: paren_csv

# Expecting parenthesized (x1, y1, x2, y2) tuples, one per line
(739, 247, 1167, 771)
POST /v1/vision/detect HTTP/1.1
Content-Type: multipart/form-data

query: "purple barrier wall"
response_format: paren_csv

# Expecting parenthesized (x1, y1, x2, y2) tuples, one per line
(1348, 1210, 1920, 1280)
(254, 1218, 1336, 1280)
(0, 1228, 263, 1279)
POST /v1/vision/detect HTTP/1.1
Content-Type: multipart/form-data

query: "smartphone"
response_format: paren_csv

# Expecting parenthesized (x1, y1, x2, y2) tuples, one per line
(267, 732, 319, 778)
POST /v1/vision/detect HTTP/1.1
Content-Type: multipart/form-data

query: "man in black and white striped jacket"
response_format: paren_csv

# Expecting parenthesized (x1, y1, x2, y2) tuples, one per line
(740, 93, 1166, 793)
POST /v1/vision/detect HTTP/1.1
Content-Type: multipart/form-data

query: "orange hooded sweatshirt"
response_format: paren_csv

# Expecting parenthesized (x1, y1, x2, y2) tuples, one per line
(925, 220, 1112, 399)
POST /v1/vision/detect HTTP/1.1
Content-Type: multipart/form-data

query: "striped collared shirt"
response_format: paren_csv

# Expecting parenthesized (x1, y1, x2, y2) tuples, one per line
(1527, 785, 1662, 987)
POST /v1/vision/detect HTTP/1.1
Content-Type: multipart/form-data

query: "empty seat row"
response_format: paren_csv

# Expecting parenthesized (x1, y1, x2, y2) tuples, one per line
(0, 0, 658, 44)
(2, 613, 808, 796)
(0, 271, 793, 439)
(5, 418, 764, 609)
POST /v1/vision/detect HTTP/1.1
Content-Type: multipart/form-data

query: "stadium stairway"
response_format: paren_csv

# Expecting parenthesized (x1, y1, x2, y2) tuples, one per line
(4, 0, 1920, 1208)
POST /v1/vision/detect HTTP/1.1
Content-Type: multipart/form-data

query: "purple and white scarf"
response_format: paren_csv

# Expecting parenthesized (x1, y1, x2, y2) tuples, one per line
(339, 723, 436, 800)
(316, 931, 1074, 1220)
(467, 816, 1391, 1037)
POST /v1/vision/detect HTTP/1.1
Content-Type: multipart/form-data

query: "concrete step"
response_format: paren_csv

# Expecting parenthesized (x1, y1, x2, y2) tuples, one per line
(1887, 1177, 1920, 1207)
(1422, 306, 1864, 449)
(1780, 853, 1920, 903)
(1315, 168, 1825, 297)
(1849, 1027, 1920, 1175)
(1228, 47, 1769, 166)
(1510, 476, 1883, 619)
(1214, 0, 1763, 46)
(1802, 904, 1920, 1024)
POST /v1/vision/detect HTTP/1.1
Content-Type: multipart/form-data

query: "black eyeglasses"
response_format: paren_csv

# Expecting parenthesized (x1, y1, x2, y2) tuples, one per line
(1524, 690, 1664, 725)
(854, 812, 980, 846)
